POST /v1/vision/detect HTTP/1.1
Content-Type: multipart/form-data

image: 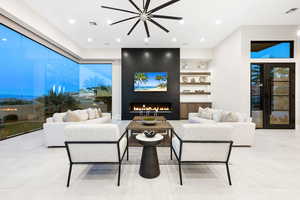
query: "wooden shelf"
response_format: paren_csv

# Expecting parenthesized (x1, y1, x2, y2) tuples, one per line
(180, 72, 211, 76)
(181, 92, 211, 95)
(180, 82, 211, 85)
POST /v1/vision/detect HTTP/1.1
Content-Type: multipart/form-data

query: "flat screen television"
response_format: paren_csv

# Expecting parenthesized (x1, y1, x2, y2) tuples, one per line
(134, 72, 168, 92)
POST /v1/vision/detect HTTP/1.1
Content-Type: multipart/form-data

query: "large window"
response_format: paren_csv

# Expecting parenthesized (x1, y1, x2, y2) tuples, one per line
(251, 41, 294, 59)
(0, 24, 112, 140)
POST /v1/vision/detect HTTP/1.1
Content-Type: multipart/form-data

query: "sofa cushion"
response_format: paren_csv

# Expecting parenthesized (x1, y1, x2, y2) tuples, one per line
(98, 108, 103, 117)
(63, 110, 81, 122)
(84, 117, 110, 124)
(78, 110, 89, 121)
(221, 112, 239, 122)
(212, 109, 223, 122)
(189, 117, 216, 124)
(198, 107, 213, 119)
(87, 108, 97, 119)
(52, 113, 66, 122)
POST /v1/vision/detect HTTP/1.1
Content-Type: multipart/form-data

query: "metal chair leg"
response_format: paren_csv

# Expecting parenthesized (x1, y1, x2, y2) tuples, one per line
(117, 163, 121, 186)
(226, 163, 232, 186)
(178, 162, 183, 185)
(170, 147, 173, 160)
(127, 147, 129, 161)
(67, 163, 73, 187)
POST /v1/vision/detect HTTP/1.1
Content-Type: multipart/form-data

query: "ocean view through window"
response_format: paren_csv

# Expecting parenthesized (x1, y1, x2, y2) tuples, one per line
(0, 24, 112, 140)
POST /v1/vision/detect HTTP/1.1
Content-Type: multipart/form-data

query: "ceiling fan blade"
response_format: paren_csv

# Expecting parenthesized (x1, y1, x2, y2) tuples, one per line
(110, 16, 139, 25)
(127, 19, 141, 35)
(148, 18, 169, 33)
(101, 5, 139, 15)
(148, 0, 180, 14)
(144, 21, 150, 38)
(150, 14, 182, 20)
(129, 0, 142, 12)
(144, 0, 151, 11)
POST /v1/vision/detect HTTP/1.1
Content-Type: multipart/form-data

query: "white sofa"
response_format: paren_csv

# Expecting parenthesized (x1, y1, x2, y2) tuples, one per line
(44, 109, 111, 147)
(171, 123, 234, 185)
(188, 109, 256, 146)
(64, 124, 128, 186)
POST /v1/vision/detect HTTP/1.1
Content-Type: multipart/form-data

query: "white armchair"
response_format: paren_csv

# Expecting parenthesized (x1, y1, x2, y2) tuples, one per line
(64, 124, 128, 187)
(171, 124, 234, 185)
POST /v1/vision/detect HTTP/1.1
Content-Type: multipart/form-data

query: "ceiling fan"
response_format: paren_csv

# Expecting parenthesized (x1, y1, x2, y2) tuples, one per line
(101, 0, 182, 38)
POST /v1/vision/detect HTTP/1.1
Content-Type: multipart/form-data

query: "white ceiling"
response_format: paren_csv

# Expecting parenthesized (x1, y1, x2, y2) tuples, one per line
(20, 0, 300, 48)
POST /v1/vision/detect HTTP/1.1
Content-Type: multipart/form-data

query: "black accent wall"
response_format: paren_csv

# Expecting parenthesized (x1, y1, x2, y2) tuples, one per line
(121, 48, 180, 120)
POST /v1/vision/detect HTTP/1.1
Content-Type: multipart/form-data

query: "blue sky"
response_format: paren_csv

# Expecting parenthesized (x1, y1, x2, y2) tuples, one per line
(0, 24, 112, 99)
(251, 42, 291, 58)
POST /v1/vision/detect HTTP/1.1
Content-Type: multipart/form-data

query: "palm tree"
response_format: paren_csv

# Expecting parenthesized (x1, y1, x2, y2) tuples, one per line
(134, 73, 148, 88)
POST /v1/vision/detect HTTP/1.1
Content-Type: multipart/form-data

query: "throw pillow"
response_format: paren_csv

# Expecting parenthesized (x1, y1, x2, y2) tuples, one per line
(52, 113, 66, 122)
(212, 109, 223, 122)
(87, 108, 97, 119)
(63, 110, 81, 122)
(200, 108, 213, 119)
(97, 108, 103, 118)
(221, 112, 239, 122)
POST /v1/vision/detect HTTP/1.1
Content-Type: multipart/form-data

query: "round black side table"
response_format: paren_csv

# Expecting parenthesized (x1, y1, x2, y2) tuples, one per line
(136, 134, 163, 178)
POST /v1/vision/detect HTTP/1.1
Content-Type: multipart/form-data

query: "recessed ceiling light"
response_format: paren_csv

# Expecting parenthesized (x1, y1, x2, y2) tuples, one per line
(179, 19, 184, 25)
(144, 38, 149, 43)
(1, 38, 7, 41)
(297, 30, 300, 36)
(68, 19, 76, 24)
(106, 19, 112, 25)
(172, 37, 177, 42)
(116, 38, 121, 43)
(215, 19, 222, 25)
(104, 42, 110, 46)
(200, 37, 206, 42)
(87, 38, 93, 43)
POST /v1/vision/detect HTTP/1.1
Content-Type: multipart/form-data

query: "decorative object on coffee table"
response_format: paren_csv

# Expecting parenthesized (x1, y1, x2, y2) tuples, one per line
(136, 133, 163, 178)
(142, 117, 157, 126)
(144, 130, 156, 138)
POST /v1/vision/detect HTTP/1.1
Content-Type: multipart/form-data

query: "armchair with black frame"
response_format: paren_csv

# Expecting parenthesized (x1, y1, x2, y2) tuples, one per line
(170, 124, 234, 186)
(64, 124, 129, 187)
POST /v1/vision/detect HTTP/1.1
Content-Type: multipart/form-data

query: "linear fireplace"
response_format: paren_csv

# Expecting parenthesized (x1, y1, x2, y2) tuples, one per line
(129, 103, 172, 113)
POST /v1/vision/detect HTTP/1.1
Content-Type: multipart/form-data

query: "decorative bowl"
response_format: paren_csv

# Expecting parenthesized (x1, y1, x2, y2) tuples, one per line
(142, 117, 157, 126)
(144, 130, 156, 138)
(142, 120, 157, 126)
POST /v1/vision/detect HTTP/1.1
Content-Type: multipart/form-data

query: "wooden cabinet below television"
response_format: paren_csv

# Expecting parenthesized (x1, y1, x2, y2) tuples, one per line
(180, 102, 212, 119)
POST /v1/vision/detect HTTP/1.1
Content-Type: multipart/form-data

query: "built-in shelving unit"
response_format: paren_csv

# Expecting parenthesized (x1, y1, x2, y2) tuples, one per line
(180, 58, 212, 103)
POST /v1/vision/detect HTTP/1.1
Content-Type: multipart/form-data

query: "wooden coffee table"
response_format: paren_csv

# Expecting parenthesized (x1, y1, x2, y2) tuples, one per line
(126, 119, 173, 147)
(126, 120, 173, 133)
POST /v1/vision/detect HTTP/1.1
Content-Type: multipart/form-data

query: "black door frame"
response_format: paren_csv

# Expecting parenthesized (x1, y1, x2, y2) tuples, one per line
(250, 63, 295, 129)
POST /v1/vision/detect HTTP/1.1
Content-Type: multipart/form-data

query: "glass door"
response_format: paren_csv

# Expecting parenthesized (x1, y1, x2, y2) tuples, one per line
(251, 63, 295, 129)
(266, 64, 295, 129)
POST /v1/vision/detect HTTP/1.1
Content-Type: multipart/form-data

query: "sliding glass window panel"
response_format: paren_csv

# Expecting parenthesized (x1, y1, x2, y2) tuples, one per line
(251, 41, 294, 59)
(79, 64, 112, 112)
(0, 24, 80, 139)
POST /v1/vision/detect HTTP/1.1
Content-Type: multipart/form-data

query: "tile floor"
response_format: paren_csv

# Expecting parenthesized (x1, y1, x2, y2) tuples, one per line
(0, 127, 300, 200)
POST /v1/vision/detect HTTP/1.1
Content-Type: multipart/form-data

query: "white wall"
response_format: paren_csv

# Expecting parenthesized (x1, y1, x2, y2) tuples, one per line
(212, 25, 300, 125)
(211, 29, 245, 112)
